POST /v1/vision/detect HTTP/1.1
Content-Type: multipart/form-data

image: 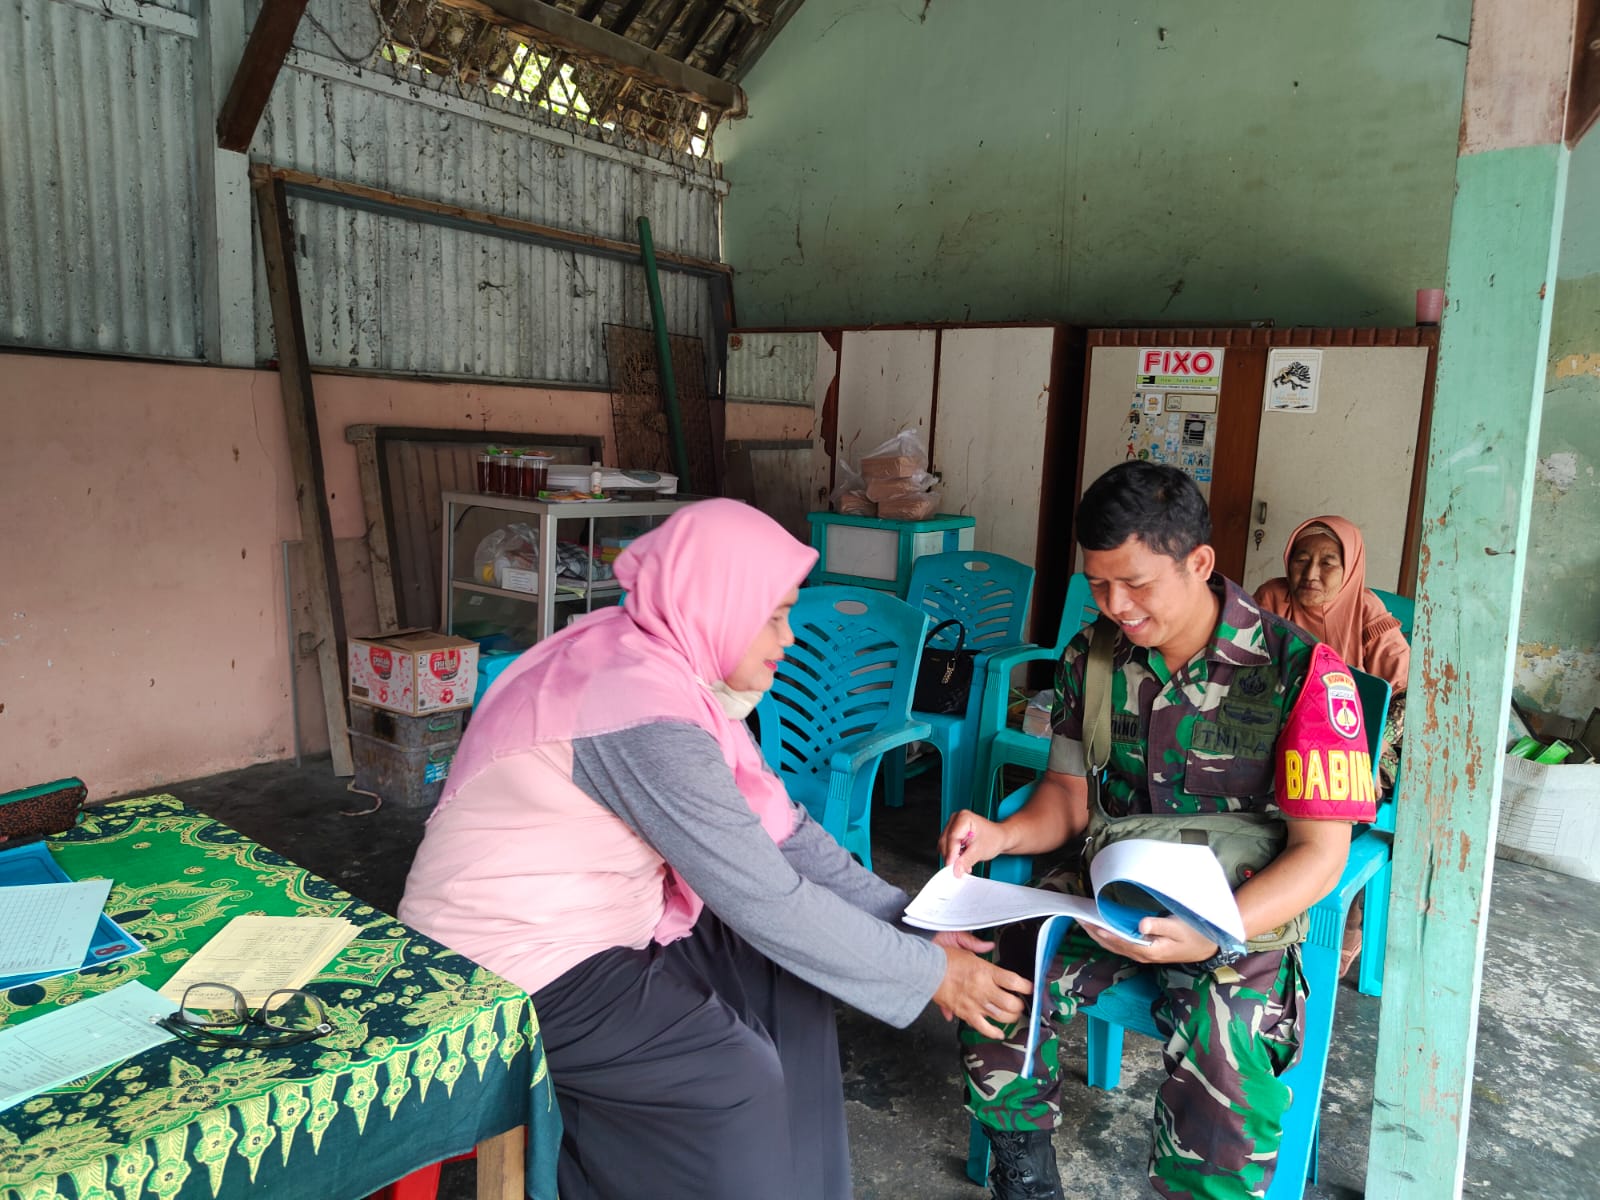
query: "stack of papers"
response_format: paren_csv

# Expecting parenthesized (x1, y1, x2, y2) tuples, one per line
(159, 916, 360, 1005)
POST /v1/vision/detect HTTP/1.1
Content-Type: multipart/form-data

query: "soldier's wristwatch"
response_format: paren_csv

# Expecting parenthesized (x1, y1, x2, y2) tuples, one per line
(1196, 946, 1244, 973)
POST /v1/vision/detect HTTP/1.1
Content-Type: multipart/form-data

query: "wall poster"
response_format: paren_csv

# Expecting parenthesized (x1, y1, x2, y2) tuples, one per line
(1121, 391, 1219, 500)
(1264, 348, 1322, 413)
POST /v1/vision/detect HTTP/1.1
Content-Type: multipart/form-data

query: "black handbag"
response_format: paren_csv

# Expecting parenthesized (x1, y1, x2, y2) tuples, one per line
(913, 619, 977, 715)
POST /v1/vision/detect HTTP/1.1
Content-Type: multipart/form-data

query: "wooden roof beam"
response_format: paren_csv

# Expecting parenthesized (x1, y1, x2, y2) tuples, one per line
(444, 0, 743, 111)
(683, 4, 732, 62)
(650, 0, 695, 51)
(217, 0, 310, 153)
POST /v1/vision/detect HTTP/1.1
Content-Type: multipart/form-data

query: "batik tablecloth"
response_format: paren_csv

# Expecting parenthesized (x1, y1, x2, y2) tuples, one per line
(0, 796, 559, 1200)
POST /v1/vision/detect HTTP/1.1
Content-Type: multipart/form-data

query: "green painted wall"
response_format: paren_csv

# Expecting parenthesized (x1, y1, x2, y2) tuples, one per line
(720, 0, 1597, 714)
(1517, 132, 1600, 717)
(720, 0, 1470, 328)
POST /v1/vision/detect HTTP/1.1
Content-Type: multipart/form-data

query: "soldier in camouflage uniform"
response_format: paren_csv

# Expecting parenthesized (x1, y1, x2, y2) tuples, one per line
(941, 462, 1374, 1200)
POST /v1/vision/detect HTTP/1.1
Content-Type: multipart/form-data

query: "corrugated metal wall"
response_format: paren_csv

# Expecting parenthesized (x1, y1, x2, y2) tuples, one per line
(255, 58, 722, 384)
(0, 0, 202, 359)
(0, 0, 723, 384)
(727, 332, 818, 404)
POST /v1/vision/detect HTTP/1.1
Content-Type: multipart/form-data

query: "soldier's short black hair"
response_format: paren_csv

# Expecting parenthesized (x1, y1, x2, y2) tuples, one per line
(1077, 462, 1213, 561)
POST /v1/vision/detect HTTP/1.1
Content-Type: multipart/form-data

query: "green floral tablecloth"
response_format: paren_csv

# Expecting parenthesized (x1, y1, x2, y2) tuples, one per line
(0, 796, 560, 1200)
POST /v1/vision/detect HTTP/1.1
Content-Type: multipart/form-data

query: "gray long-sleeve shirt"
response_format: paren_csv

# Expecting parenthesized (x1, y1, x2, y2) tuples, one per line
(572, 720, 946, 1028)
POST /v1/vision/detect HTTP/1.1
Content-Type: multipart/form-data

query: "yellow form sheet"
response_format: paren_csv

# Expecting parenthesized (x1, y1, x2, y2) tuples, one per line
(159, 916, 359, 1006)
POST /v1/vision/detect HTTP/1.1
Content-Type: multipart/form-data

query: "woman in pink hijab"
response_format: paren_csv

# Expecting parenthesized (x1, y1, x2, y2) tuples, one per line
(401, 499, 1028, 1200)
(1255, 514, 1411, 975)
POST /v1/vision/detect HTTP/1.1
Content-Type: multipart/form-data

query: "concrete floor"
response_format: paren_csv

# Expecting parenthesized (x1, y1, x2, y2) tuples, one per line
(116, 757, 1600, 1199)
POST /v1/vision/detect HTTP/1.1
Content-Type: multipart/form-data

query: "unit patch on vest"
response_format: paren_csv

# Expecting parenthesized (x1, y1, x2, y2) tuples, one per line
(1111, 713, 1141, 743)
(1324, 670, 1361, 740)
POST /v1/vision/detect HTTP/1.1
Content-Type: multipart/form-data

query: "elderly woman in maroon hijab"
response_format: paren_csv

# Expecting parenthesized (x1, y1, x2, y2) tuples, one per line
(1255, 514, 1411, 975)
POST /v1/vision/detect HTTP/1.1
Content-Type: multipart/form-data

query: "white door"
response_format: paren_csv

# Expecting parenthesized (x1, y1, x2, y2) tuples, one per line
(1241, 347, 1428, 593)
(836, 330, 937, 468)
(933, 327, 1057, 570)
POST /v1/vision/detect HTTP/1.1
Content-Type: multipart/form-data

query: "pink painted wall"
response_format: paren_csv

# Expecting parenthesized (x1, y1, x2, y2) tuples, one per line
(1, 353, 618, 799)
(2, 355, 300, 800)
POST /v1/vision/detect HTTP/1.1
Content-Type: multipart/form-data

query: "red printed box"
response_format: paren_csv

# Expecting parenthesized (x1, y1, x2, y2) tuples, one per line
(348, 630, 478, 716)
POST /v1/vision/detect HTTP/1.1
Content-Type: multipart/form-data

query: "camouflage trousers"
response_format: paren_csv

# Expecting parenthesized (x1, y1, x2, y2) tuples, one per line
(962, 901, 1307, 1200)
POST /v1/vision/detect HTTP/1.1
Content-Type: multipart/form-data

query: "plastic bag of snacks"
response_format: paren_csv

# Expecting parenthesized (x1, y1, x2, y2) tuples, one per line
(860, 429, 930, 479)
(876, 490, 941, 520)
(865, 471, 938, 503)
(830, 460, 876, 516)
(474, 524, 538, 588)
(853, 429, 941, 519)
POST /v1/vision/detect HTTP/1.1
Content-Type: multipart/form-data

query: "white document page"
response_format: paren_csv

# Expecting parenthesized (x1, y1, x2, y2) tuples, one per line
(159, 916, 359, 1006)
(902, 867, 1149, 944)
(0, 981, 175, 1112)
(0, 878, 113, 977)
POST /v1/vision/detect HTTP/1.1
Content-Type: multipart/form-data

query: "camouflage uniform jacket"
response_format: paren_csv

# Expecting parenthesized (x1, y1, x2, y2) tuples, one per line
(1046, 574, 1319, 819)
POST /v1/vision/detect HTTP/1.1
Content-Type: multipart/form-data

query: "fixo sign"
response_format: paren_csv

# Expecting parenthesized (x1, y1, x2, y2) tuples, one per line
(1136, 347, 1224, 392)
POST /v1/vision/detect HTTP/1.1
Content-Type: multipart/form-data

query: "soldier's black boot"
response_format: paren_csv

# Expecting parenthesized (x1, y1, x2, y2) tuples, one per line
(986, 1128, 1064, 1200)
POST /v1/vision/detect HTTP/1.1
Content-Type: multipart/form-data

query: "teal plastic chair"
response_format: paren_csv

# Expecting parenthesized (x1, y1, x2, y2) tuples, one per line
(1369, 587, 1415, 638)
(883, 552, 1036, 831)
(965, 669, 1392, 1196)
(755, 586, 931, 869)
(968, 573, 1100, 821)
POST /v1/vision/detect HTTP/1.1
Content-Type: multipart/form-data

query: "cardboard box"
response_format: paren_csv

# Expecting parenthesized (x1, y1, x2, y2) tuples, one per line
(348, 630, 478, 715)
(1496, 755, 1600, 883)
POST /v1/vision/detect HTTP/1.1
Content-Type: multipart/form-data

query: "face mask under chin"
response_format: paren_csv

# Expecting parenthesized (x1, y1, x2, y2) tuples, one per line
(706, 679, 764, 720)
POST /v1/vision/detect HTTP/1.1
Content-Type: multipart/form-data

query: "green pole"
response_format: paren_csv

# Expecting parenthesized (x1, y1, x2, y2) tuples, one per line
(637, 216, 691, 484)
(1365, 1, 1574, 1194)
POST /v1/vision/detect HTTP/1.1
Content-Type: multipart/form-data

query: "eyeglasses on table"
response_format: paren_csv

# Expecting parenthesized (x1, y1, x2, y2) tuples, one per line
(153, 982, 334, 1048)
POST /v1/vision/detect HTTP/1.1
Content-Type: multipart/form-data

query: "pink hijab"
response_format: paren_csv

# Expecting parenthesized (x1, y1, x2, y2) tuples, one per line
(438, 498, 818, 942)
(1254, 514, 1410, 695)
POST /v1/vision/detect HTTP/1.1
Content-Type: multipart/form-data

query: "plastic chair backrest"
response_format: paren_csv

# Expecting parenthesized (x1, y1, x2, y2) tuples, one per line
(757, 586, 929, 781)
(905, 551, 1035, 653)
(1369, 588, 1414, 639)
(1054, 572, 1101, 654)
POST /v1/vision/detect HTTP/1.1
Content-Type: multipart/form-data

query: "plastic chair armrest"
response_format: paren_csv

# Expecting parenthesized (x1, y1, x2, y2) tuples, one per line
(978, 642, 1056, 726)
(828, 721, 934, 775)
(981, 641, 1056, 682)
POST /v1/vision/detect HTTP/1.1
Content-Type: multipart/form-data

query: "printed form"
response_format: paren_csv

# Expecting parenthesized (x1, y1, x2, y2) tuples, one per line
(0, 878, 113, 977)
(0, 982, 175, 1112)
(160, 916, 360, 1006)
